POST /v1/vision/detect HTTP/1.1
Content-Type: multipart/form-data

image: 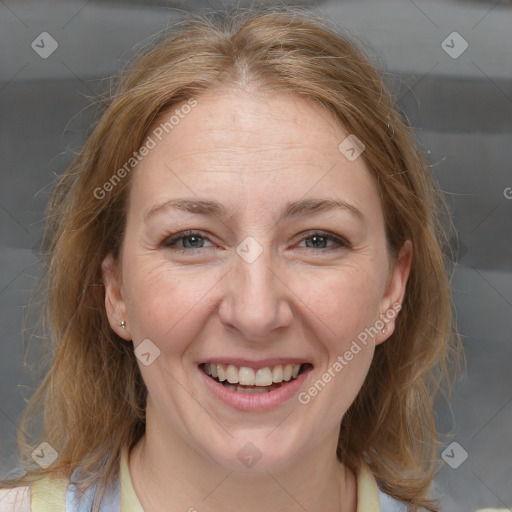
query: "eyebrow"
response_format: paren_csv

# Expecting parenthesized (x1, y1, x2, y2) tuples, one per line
(144, 197, 364, 223)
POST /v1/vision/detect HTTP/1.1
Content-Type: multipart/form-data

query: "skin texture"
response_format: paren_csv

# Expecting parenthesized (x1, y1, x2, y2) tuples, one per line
(102, 88, 412, 512)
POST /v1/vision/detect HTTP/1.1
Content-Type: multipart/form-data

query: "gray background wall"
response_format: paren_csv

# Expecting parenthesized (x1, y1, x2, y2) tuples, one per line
(1, 1, 511, 511)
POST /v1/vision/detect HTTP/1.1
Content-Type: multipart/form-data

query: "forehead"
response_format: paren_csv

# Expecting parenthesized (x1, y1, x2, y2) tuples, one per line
(153, 90, 341, 164)
(129, 89, 382, 224)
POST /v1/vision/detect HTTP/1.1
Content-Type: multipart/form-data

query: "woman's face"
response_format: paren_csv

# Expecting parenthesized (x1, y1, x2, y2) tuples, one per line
(103, 89, 411, 472)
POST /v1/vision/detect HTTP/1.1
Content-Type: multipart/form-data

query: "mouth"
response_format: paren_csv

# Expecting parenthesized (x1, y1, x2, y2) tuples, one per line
(200, 362, 313, 394)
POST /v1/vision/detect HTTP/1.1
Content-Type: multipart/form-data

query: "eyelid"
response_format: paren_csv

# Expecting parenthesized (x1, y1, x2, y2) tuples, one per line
(295, 230, 350, 249)
(162, 229, 214, 249)
(161, 229, 350, 252)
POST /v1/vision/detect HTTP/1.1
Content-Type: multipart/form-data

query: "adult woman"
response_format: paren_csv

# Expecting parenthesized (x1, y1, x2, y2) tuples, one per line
(0, 5, 462, 511)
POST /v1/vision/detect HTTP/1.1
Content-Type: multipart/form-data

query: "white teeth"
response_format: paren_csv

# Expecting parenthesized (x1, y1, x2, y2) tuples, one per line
(255, 367, 273, 386)
(237, 386, 270, 394)
(226, 365, 238, 384)
(204, 363, 302, 386)
(217, 364, 227, 382)
(272, 365, 284, 383)
(222, 383, 276, 393)
(239, 367, 255, 385)
(283, 364, 293, 381)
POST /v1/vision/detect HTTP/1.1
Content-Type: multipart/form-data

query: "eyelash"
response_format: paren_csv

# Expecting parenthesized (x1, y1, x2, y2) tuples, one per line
(161, 230, 350, 254)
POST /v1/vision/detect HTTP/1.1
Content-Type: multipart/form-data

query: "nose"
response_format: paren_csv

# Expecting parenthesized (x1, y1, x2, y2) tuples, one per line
(218, 243, 293, 341)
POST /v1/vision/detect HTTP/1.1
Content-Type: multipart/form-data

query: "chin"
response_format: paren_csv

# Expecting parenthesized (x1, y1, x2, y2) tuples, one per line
(199, 430, 307, 474)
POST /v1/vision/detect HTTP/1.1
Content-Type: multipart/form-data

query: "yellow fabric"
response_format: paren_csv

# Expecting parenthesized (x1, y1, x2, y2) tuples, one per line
(31, 474, 68, 512)
(30, 447, 382, 511)
(119, 447, 144, 512)
(118, 449, 382, 511)
(356, 461, 381, 512)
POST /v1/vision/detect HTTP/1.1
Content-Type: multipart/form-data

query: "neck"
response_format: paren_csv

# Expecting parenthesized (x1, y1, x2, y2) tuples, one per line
(128, 422, 357, 512)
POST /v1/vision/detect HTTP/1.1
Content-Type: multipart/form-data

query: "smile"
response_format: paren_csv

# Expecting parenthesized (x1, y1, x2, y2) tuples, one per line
(200, 362, 313, 394)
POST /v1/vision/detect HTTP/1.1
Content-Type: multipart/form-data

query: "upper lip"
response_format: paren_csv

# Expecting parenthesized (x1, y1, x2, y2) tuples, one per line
(199, 357, 313, 369)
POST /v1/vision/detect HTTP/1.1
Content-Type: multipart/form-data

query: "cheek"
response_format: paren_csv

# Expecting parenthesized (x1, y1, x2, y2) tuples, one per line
(122, 256, 224, 348)
(296, 271, 379, 418)
(295, 264, 384, 345)
(293, 266, 382, 404)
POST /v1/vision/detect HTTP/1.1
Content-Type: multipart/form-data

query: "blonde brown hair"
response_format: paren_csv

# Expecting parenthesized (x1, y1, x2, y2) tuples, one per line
(1, 5, 463, 511)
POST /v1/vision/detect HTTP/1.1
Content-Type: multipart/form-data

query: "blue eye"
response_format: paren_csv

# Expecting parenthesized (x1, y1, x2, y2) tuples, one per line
(163, 231, 212, 250)
(161, 230, 349, 253)
(297, 232, 348, 250)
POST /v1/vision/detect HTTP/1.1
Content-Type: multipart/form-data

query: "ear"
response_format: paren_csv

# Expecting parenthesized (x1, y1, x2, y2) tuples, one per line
(375, 240, 413, 345)
(102, 253, 132, 340)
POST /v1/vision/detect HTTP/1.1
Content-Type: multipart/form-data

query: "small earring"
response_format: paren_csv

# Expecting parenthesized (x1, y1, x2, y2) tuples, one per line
(119, 320, 126, 328)
(379, 313, 387, 334)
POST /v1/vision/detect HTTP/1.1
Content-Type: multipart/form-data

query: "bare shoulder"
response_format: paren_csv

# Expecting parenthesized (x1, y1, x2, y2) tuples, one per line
(0, 486, 31, 512)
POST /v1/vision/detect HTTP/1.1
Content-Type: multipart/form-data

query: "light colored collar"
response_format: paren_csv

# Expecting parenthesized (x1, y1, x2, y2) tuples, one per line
(120, 446, 144, 511)
(120, 447, 381, 511)
(355, 460, 382, 511)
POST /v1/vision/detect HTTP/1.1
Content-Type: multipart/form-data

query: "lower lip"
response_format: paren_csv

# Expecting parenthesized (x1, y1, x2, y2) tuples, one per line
(199, 366, 312, 412)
